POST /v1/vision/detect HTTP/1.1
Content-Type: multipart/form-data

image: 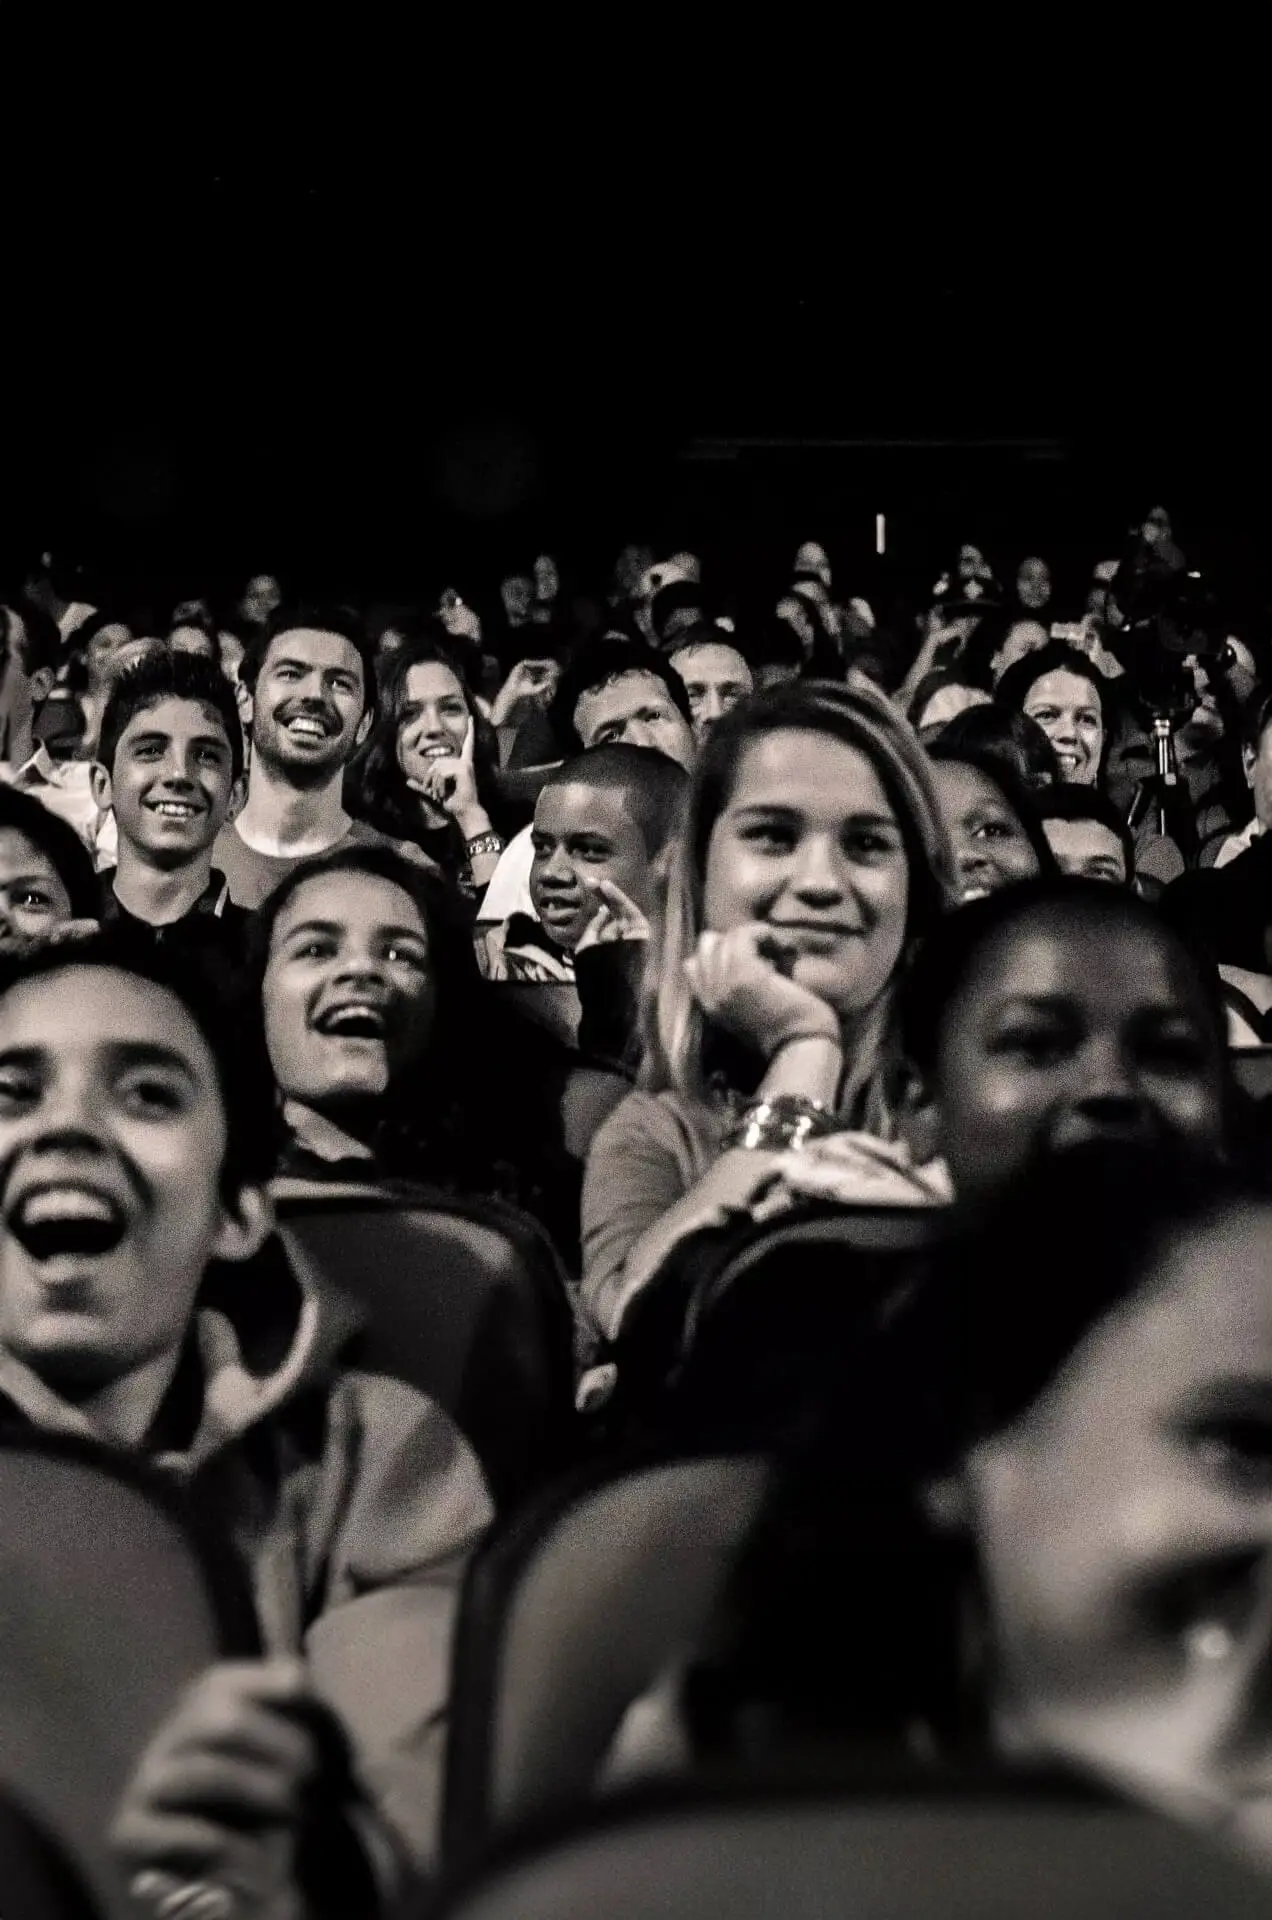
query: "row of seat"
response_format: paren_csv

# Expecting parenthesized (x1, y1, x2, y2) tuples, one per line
(7, 1171, 1272, 1913)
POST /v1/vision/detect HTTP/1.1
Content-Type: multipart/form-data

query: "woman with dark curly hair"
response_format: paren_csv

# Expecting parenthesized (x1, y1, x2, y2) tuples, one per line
(346, 619, 510, 899)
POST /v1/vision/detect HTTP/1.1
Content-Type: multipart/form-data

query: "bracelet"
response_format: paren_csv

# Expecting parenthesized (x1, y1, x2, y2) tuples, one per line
(724, 1094, 834, 1154)
(465, 831, 504, 860)
(768, 1027, 842, 1059)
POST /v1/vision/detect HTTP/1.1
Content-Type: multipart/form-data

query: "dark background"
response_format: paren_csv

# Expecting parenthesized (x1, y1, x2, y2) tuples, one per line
(4, 132, 1263, 610)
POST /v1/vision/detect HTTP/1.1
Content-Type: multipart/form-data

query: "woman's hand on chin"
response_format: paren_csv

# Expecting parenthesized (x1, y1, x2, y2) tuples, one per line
(685, 924, 839, 1060)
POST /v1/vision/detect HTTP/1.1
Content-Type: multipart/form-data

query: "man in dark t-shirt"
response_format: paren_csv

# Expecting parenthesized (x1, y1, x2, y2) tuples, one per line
(91, 650, 254, 962)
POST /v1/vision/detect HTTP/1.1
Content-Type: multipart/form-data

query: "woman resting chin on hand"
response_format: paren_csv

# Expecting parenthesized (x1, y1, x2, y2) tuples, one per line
(579, 676, 958, 1343)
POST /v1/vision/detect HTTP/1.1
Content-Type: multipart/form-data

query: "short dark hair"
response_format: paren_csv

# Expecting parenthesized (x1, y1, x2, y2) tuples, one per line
(541, 743, 689, 858)
(0, 785, 99, 918)
(925, 700, 1059, 791)
(97, 650, 245, 782)
(0, 933, 280, 1194)
(1037, 782, 1135, 877)
(897, 877, 1227, 1080)
(549, 638, 693, 755)
(667, 624, 756, 672)
(239, 603, 376, 718)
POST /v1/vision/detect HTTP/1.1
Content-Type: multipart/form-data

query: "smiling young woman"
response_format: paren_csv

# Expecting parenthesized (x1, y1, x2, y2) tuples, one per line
(347, 621, 508, 899)
(580, 676, 960, 1342)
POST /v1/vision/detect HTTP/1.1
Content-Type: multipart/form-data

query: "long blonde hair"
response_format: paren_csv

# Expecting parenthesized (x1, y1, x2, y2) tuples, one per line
(638, 674, 959, 1134)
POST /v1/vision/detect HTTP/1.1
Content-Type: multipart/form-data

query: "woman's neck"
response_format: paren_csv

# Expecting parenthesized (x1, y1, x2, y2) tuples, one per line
(234, 759, 350, 856)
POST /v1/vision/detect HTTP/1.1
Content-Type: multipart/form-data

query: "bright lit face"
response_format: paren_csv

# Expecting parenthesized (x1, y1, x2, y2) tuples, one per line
(966, 1199, 1272, 1813)
(669, 642, 754, 742)
(929, 760, 1042, 904)
(0, 968, 264, 1391)
(263, 869, 435, 1113)
(574, 670, 696, 771)
(97, 696, 241, 866)
(703, 728, 912, 1020)
(1023, 669, 1104, 786)
(396, 662, 470, 785)
(0, 830, 75, 945)
(1043, 816, 1129, 885)
(529, 780, 654, 952)
(928, 904, 1226, 1211)
(250, 629, 369, 780)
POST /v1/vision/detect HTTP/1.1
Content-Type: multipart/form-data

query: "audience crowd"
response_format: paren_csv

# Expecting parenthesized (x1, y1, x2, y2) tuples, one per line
(3, 501, 1272, 1914)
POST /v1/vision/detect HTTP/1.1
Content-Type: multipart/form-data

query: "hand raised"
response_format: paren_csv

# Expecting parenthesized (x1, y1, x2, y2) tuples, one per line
(406, 717, 481, 817)
(574, 878, 650, 954)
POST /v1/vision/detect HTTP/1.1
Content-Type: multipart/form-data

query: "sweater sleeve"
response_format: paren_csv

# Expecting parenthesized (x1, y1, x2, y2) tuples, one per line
(580, 1092, 696, 1339)
(303, 1375, 494, 1901)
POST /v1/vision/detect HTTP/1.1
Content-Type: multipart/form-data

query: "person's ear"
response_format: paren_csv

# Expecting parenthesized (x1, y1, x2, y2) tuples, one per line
(1243, 743, 1257, 789)
(354, 709, 372, 748)
(212, 1185, 275, 1265)
(29, 666, 56, 704)
(225, 772, 248, 825)
(89, 762, 113, 811)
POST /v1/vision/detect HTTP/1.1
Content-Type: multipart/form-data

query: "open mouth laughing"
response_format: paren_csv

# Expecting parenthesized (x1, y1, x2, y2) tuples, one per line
(6, 1182, 128, 1262)
(312, 1000, 389, 1041)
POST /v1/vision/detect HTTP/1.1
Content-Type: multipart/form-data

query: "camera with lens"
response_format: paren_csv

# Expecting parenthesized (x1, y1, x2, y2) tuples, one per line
(1107, 545, 1230, 723)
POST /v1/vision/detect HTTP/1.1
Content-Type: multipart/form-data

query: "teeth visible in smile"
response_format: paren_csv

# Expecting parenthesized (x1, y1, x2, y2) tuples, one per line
(151, 802, 199, 817)
(422, 746, 456, 758)
(20, 1188, 118, 1226)
(320, 1003, 386, 1035)
(288, 718, 328, 737)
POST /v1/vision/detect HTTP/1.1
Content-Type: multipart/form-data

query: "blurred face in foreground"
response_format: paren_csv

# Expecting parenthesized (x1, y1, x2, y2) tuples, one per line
(0, 967, 267, 1393)
(965, 1198, 1272, 1841)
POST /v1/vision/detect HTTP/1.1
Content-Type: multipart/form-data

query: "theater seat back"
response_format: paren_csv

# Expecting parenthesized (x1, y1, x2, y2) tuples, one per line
(432, 1785, 1272, 1920)
(444, 1455, 768, 1867)
(0, 1439, 249, 1920)
(275, 1189, 577, 1509)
